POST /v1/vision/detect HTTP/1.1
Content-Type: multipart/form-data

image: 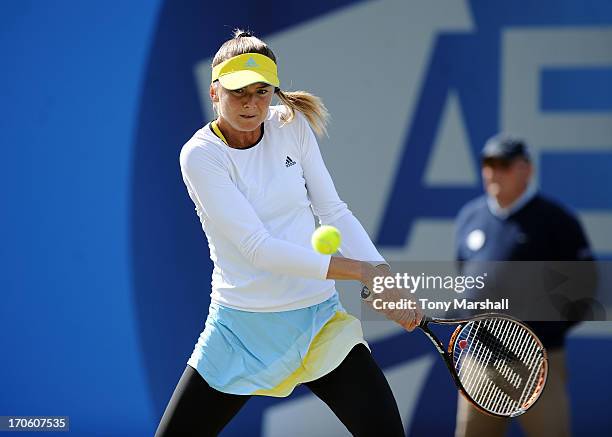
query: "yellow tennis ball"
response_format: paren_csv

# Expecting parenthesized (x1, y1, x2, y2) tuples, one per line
(311, 225, 342, 255)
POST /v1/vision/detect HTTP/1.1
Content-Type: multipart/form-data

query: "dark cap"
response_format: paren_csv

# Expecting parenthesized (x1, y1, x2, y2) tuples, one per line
(481, 134, 530, 161)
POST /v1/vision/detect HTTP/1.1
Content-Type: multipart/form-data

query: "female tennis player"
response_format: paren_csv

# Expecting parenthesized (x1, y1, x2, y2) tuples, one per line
(154, 29, 421, 437)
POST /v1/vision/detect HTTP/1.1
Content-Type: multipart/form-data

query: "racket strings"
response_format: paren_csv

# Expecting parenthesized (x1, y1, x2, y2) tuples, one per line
(477, 320, 536, 414)
(474, 320, 542, 414)
(453, 318, 545, 416)
(468, 320, 511, 412)
(459, 319, 517, 414)
(488, 323, 538, 414)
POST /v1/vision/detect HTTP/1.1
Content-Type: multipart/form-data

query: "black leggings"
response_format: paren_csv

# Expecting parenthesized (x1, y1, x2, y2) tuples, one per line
(155, 344, 405, 436)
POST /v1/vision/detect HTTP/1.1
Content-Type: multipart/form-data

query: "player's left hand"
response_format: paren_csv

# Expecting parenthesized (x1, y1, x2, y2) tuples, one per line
(362, 264, 423, 331)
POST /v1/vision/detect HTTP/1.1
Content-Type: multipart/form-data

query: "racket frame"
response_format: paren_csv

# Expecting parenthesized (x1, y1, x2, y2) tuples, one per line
(418, 313, 548, 418)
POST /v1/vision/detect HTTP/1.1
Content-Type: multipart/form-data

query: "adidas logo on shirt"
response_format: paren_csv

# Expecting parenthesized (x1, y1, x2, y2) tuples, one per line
(285, 156, 296, 167)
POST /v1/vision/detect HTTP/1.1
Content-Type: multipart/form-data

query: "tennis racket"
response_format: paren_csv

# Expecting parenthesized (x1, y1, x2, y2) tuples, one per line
(418, 314, 548, 418)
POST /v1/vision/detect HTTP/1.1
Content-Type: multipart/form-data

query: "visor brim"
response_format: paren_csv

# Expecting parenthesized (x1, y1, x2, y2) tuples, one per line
(218, 70, 279, 90)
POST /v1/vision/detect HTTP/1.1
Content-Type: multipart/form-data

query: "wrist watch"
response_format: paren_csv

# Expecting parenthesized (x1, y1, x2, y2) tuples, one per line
(360, 284, 374, 301)
(360, 262, 389, 301)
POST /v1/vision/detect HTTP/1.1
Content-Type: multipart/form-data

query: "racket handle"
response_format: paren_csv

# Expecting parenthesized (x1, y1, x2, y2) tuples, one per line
(400, 316, 431, 330)
(419, 316, 431, 328)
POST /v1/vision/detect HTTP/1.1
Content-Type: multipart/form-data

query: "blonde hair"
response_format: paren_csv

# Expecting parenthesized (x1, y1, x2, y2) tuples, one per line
(212, 29, 329, 137)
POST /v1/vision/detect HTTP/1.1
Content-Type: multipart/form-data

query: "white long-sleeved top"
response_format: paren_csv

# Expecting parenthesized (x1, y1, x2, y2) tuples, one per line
(180, 105, 386, 311)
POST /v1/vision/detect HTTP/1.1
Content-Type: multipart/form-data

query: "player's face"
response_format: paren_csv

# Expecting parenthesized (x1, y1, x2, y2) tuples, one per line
(211, 82, 274, 132)
(481, 158, 532, 207)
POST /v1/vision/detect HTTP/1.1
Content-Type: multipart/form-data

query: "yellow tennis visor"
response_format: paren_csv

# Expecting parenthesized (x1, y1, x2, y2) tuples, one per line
(211, 53, 280, 90)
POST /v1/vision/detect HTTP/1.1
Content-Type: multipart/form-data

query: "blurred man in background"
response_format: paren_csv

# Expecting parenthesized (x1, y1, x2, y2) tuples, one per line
(453, 134, 594, 437)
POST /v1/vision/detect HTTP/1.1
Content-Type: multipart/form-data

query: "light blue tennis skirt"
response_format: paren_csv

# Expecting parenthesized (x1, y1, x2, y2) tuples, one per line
(187, 292, 369, 397)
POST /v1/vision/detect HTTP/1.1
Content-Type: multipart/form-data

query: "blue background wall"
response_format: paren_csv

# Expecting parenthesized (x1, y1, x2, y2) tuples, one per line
(1, 1, 611, 435)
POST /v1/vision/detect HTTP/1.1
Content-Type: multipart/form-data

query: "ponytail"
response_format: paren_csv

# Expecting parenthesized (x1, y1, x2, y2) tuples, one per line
(276, 90, 329, 137)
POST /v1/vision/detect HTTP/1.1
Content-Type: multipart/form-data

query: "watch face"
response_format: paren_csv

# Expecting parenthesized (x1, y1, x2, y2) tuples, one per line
(361, 285, 372, 300)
